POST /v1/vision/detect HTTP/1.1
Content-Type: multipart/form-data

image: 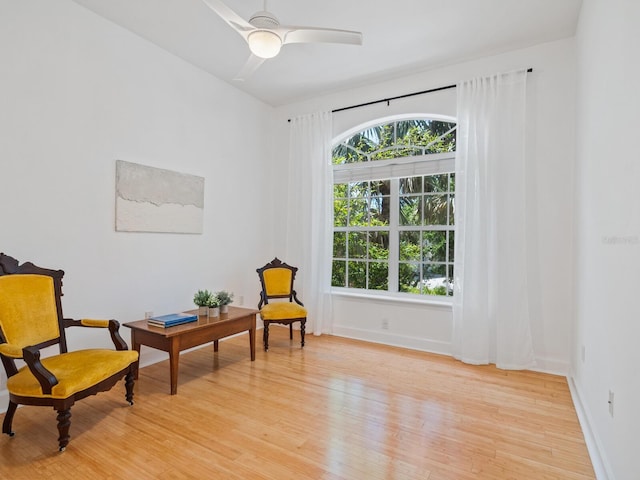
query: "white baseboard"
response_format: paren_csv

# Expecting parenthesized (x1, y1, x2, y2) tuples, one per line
(330, 325, 570, 376)
(567, 376, 614, 480)
(530, 357, 570, 377)
(331, 325, 452, 356)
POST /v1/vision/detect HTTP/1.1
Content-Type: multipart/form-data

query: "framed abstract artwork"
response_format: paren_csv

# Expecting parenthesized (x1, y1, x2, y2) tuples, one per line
(115, 160, 204, 234)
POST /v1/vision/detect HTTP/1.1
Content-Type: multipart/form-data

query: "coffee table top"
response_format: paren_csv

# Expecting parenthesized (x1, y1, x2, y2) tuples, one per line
(124, 306, 259, 338)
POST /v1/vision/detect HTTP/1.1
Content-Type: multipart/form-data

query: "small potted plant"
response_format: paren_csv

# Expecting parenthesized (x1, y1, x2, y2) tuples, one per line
(215, 290, 234, 314)
(207, 293, 221, 317)
(193, 289, 214, 316)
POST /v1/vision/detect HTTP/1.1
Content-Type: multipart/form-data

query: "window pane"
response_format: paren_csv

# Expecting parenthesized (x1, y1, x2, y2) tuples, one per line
(332, 144, 348, 165)
(348, 198, 368, 226)
(423, 231, 447, 262)
(333, 183, 348, 198)
(348, 261, 366, 288)
(334, 199, 348, 227)
(400, 195, 421, 225)
(395, 120, 417, 144)
(351, 126, 385, 152)
(348, 232, 368, 258)
(370, 179, 390, 196)
(399, 263, 420, 293)
(349, 182, 369, 198)
(331, 260, 346, 287)
(425, 174, 449, 192)
(448, 265, 454, 296)
(399, 176, 422, 194)
(449, 173, 455, 191)
(423, 264, 448, 296)
(423, 194, 448, 225)
(368, 231, 389, 260)
(333, 232, 346, 258)
(399, 231, 420, 261)
(368, 262, 388, 290)
(344, 148, 367, 163)
(369, 196, 390, 226)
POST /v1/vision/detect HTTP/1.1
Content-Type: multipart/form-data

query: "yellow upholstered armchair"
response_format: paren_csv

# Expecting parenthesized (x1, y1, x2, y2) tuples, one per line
(256, 258, 307, 351)
(0, 253, 139, 451)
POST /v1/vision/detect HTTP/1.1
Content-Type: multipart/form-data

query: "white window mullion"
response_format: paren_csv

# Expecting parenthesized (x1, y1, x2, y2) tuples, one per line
(388, 178, 399, 293)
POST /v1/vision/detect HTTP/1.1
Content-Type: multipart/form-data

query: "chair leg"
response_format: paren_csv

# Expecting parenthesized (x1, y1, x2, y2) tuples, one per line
(289, 323, 293, 339)
(263, 322, 270, 351)
(125, 370, 135, 406)
(2, 401, 17, 437)
(300, 319, 306, 348)
(56, 408, 71, 452)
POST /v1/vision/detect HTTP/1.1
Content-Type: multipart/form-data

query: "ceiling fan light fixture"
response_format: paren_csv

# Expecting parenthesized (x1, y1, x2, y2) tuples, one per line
(248, 30, 282, 58)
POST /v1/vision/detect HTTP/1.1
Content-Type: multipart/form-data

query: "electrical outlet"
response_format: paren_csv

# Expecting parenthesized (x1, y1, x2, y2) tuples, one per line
(608, 390, 614, 417)
(381, 318, 389, 330)
(145, 311, 153, 319)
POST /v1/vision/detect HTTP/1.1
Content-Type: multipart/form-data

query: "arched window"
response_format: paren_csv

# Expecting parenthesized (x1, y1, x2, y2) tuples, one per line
(331, 116, 456, 297)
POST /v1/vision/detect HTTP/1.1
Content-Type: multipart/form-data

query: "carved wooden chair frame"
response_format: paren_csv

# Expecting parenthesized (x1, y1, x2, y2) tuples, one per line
(256, 257, 307, 351)
(0, 253, 138, 451)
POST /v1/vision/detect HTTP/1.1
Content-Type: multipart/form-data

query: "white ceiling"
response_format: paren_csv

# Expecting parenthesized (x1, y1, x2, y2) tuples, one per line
(71, 0, 583, 106)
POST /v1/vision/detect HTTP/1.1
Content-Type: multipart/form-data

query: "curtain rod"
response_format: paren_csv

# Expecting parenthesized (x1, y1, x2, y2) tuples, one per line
(287, 68, 533, 122)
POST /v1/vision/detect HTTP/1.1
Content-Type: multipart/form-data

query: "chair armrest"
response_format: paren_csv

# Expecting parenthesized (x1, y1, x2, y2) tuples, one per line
(292, 290, 304, 306)
(63, 318, 129, 351)
(0, 343, 23, 359)
(258, 292, 266, 310)
(22, 346, 59, 395)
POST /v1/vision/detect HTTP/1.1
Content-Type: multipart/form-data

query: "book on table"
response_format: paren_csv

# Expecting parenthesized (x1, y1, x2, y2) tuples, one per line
(147, 312, 198, 328)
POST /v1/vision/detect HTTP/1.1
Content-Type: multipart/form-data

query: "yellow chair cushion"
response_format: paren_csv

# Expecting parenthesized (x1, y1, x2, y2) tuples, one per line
(263, 268, 293, 296)
(260, 302, 307, 321)
(7, 349, 139, 399)
(0, 275, 60, 353)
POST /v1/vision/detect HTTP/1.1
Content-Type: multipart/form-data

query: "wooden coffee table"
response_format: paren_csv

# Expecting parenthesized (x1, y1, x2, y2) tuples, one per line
(124, 306, 258, 394)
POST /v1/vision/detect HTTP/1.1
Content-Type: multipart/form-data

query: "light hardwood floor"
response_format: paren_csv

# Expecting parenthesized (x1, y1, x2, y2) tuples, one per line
(0, 327, 594, 479)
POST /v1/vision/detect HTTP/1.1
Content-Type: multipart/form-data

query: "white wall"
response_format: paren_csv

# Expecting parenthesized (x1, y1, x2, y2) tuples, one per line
(0, 0, 275, 401)
(573, 1, 640, 479)
(274, 38, 577, 375)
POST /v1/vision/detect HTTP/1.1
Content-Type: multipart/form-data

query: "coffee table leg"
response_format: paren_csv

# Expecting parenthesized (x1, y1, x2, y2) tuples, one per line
(169, 340, 180, 395)
(132, 333, 141, 380)
(249, 323, 256, 361)
(214, 340, 219, 352)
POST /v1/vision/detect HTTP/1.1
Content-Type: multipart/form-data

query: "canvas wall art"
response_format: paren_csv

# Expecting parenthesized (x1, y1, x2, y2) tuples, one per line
(115, 160, 204, 234)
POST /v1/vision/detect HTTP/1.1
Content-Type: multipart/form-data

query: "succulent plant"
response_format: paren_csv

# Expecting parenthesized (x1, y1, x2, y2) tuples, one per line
(215, 290, 234, 306)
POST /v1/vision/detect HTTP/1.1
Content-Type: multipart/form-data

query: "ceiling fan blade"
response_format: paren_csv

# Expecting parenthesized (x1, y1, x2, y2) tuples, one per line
(280, 27, 363, 46)
(233, 55, 267, 82)
(201, 0, 254, 37)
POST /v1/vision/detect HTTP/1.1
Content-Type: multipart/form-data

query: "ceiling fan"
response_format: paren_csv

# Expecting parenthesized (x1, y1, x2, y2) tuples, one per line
(201, 0, 363, 81)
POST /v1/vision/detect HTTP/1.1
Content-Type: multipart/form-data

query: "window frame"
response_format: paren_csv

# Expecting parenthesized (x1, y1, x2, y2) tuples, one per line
(331, 115, 456, 303)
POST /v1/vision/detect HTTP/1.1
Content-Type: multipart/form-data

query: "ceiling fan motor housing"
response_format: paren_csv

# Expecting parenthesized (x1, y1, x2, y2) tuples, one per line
(249, 11, 280, 29)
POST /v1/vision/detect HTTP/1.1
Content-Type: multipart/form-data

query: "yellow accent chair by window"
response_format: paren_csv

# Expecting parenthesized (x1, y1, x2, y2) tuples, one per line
(0, 253, 139, 451)
(256, 258, 307, 351)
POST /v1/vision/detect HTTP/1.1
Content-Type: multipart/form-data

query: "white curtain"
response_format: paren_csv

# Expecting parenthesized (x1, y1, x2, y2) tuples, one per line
(286, 111, 334, 335)
(452, 70, 535, 369)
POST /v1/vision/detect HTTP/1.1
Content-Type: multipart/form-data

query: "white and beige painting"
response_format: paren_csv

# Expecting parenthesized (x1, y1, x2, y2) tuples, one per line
(115, 160, 204, 234)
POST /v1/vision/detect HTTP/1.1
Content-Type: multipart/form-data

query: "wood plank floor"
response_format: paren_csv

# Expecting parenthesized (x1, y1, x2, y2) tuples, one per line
(0, 327, 595, 479)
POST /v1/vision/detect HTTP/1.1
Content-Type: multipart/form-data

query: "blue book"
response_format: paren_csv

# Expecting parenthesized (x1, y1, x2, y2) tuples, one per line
(148, 312, 197, 327)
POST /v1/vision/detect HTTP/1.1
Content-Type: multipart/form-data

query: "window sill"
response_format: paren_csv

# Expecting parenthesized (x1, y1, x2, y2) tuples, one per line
(330, 289, 453, 309)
